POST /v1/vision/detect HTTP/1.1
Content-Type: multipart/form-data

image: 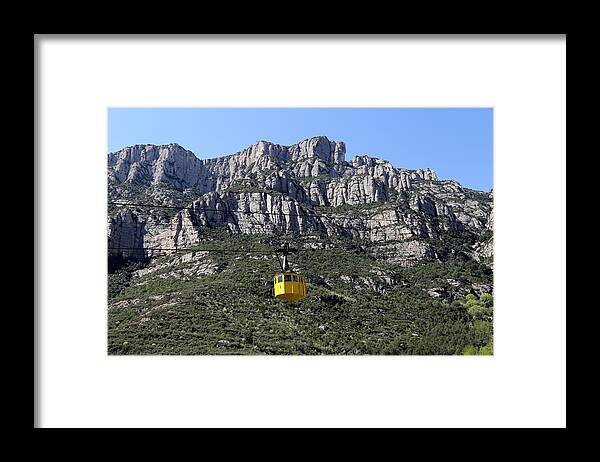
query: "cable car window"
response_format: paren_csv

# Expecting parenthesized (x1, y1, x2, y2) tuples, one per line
(278, 275, 283, 283)
(284, 275, 292, 282)
(292, 275, 299, 282)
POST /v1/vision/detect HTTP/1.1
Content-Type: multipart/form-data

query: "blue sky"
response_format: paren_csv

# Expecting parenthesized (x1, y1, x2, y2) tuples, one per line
(108, 108, 493, 191)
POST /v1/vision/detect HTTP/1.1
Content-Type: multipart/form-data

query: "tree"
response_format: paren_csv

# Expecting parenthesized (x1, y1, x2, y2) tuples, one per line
(480, 293, 493, 307)
(463, 345, 478, 355)
(478, 343, 493, 355)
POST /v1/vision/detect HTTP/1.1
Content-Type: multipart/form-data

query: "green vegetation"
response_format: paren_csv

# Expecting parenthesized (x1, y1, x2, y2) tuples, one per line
(461, 293, 494, 355)
(107, 258, 150, 299)
(108, 230, 494, 355)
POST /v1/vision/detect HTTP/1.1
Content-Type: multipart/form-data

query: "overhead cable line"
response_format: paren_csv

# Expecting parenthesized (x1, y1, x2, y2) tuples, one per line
(107, 246, 357, 254)
(108, 246, 274, 254)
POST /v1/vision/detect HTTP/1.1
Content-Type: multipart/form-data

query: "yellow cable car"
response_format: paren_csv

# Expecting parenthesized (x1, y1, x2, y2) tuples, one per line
(274, 272, 307, 301)
(273, 243, 307, 301)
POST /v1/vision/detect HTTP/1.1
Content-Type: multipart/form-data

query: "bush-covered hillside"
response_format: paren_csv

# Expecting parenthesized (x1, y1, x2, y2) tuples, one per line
(108, 231, 493, 355)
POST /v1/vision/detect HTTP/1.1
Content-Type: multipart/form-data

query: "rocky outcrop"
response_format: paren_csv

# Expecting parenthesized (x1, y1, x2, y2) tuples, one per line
(108, 212, 145, 259)
(108, 136, 493, 265)
(473, 207, 494, 262)
(108, 144, 206, 189)
(372, 240, 438, 266)
(108, 136, 441, 207)
(133, 251, 221, 279)
(110, 191, 475, 256)
(473, 239, 493, 260)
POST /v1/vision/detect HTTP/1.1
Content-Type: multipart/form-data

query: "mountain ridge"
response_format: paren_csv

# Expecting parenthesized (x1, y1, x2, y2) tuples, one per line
(108, 135, 493, 266)
(109, 136, 439, 171)
(108, 136, 440, 189)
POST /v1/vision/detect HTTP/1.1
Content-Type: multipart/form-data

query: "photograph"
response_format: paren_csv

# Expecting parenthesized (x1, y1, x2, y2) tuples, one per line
(107, 108, 494, 355)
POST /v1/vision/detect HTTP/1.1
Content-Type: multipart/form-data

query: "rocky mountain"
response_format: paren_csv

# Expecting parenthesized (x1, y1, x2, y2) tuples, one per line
(108, 136, 493, 265)
(107, 135, 494, 355)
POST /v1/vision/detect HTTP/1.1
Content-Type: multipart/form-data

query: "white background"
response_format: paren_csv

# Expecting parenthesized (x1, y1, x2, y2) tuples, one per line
(36, 36, 566, 428)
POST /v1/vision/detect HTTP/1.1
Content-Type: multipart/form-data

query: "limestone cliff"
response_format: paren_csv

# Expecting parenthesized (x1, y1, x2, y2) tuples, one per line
(108, 136, 493, 265)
